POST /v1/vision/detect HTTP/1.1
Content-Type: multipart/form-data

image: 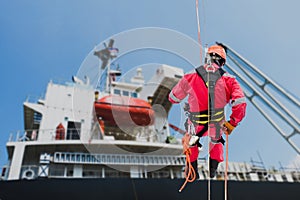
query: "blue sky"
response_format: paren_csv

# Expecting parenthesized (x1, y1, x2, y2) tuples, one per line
(0, 0, 299, 169)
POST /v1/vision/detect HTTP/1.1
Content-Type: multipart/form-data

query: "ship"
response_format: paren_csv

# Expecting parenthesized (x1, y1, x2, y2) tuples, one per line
(0, 39, 300, 200)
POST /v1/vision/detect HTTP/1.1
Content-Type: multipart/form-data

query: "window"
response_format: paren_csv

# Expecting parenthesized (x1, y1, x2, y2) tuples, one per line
(114, 89, 121, 95)
(122, 91, 129, 96)
(131, 92, 138, 98)
(33, 112, 42, 124)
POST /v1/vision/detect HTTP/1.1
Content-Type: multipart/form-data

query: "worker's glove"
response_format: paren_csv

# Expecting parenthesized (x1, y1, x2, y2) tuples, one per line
(222, 121, 235, 135)
(188, 135, 200, 147)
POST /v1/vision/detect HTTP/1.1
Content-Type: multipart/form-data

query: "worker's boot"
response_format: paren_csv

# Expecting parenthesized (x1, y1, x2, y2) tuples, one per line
(209, 158, 219, 178)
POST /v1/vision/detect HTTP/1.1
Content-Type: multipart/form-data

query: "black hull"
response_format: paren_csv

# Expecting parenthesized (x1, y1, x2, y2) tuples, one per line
(0, 178, 299, 200)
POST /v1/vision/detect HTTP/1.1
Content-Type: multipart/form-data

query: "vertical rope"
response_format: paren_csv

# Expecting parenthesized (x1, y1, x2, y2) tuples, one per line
(207, 71, 211, 200)
(196, 0, 203, 65)
(224, 133, 229, 200)
(201, 0, 206, 43)
(195, 1, 211, 200)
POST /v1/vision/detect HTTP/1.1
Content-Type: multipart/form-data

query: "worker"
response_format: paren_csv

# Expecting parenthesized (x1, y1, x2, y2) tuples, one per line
(168, 44, 247, 178)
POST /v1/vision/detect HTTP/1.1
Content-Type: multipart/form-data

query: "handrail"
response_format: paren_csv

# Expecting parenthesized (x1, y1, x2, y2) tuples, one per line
(7, 128, 91, 142)
(53, 152, 187, 166)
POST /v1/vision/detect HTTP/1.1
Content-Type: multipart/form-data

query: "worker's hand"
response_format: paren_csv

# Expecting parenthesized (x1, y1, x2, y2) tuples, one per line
(222, 121, 235, 135)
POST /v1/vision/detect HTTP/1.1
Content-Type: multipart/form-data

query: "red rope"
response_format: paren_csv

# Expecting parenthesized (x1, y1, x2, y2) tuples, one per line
(196, 0, 203, 64)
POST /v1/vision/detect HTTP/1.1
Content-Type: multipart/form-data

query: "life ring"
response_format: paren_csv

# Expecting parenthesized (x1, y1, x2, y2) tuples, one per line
(22, 168, 35, 180)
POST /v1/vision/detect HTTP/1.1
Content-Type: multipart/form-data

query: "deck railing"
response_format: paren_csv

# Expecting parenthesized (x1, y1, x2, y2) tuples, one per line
(53, 152, 186, 166)
(7, 128, 94, 142)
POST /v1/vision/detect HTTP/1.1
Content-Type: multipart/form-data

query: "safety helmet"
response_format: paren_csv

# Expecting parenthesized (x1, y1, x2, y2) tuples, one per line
(207, 45, 226, 60)
(207, 45, 226, 66)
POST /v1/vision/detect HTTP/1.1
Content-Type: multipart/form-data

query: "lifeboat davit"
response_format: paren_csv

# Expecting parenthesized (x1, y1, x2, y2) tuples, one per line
(94, 95, 155, 126)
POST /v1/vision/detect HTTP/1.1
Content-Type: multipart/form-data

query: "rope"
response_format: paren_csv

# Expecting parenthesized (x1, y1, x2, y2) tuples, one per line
(196, 1, 213, 199)
(207, 70, 211, 200)
(196, 0, 203, 65)
(178, 133, 197, 192)
(224, 133, 229, 200)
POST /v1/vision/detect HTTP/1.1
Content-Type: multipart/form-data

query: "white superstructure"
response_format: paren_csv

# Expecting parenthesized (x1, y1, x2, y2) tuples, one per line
(2, 64, 186, 181)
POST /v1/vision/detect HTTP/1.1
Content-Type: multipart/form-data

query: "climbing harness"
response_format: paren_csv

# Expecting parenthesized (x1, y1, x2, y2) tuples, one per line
(195, 65, 226, 139)
(189, 109, 225, 125)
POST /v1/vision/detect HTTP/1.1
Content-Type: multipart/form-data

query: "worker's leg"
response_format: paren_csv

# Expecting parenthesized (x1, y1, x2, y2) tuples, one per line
(209, 140, 224, 178)
(189, 145, 200, 179)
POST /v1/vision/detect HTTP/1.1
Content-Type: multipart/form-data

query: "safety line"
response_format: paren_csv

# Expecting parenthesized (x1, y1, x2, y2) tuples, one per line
(207, 69, 211, 200)
(196, 0, 210, 199)
(224, 132, 229, 200)
(196, 0, 203, 65)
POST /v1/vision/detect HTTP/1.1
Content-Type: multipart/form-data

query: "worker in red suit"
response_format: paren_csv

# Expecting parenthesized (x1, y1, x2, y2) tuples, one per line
(169, 44, 246, 178)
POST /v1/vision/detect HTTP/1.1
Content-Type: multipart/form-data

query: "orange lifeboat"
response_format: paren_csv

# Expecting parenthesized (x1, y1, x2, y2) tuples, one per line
(94, 95, 155, 126)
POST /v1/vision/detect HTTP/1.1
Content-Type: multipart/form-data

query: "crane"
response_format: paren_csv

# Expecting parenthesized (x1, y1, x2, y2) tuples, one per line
(220, 42, 300, 154)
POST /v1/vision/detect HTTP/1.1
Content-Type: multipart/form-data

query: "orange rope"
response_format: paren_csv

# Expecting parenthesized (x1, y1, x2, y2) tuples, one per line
(179, 134, 197, 192)
(224, 133, 229, 200)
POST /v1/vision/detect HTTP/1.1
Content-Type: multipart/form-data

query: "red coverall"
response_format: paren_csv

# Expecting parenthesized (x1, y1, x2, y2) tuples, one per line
(169, 63, 246, 163)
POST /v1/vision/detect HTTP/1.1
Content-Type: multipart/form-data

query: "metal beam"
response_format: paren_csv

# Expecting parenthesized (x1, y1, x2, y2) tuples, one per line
(219, 42, 300, 154)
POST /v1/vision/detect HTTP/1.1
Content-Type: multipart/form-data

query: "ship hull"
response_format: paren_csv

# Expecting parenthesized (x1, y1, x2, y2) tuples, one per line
(0, 178, 299, 200)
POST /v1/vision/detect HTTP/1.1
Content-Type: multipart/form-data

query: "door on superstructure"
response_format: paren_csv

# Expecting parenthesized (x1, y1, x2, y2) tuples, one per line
(66, 121, 81, 140)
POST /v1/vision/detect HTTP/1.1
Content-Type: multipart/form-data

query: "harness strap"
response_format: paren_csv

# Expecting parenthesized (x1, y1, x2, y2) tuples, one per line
(194, 66, 226, 139)
(211, 136, 225, 145)
(196, 66, 225, 113)
(189, 108, 225, 124)
(188, 108, 224, 138)
(195, 65, 226, 85)
(195, 124, 224, 143)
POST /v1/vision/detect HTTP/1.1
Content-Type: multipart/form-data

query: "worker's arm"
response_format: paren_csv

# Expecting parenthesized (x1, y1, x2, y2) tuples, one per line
(169, 76, 189, 104)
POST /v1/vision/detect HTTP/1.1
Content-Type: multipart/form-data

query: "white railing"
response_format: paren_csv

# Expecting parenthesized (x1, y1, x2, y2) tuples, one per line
(53, 152, 186, 166)
(7, 128, 95, 142)
(8, 129, 41, 142)
(7, 128, 162, 143)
